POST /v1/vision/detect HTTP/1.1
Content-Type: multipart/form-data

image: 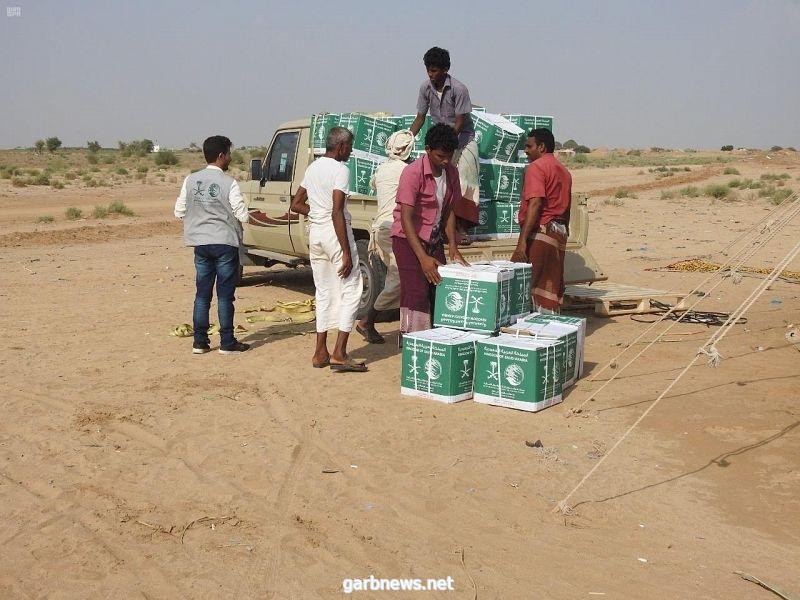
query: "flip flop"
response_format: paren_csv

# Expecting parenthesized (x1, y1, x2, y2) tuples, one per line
(330, 358, 368, 372)
(312, 359, 330, 368)
(356, 324, 385, 344)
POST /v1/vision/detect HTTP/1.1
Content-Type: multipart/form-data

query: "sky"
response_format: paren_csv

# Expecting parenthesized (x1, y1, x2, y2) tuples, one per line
(1, 0, 799, 151)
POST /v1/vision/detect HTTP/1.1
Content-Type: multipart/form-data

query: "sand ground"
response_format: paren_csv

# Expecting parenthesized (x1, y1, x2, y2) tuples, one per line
(1, 152, 798, 599)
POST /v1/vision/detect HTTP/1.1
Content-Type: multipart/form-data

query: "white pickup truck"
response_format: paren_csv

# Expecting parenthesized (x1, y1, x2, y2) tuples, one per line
(240, 117, 606, 316)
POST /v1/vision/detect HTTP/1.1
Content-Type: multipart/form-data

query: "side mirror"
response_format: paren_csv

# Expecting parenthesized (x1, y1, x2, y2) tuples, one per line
(250, 158, 263, 182)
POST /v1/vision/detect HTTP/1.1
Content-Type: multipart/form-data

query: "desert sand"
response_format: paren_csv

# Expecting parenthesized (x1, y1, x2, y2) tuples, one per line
(1, 150, 798, 599)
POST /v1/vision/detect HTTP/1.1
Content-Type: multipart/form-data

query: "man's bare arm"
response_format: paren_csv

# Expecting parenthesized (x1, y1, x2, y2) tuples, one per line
(332, 190, 353, 278)
(290, 187, 309, 216)
(510, 197, 543, 263)
(401, 203, 442, 285)
(409, 113, 427, 136)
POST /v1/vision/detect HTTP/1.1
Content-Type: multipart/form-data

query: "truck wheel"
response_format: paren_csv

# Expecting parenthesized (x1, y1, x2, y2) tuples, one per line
(356, 238, 386, 319)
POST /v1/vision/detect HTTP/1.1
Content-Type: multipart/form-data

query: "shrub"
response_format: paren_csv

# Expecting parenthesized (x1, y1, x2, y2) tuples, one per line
(89, 166, 100, 172)
(51, 180, 64, 189)
(102, 155, 114, 164)
(93, 205, 109, 218)
(660, 190, 677, 200)
(46, 137, 62, 152)
(153, 149, 179, 166)
(723, 167, 740, 175)
(721, 145, 734, 151)
(614, 188, 637, 199)
(108, 200, 134, 216)
(650, 146, 667, 152)
(728, 179, 742, 188)
(0, 166, 19, 179)
(87, 141, 101, 152)
(11, 177, 27, 187)
(136, 165, 148, 173)
(87, 152, 99, 164)
(34, 140, 45, 154)
(770, 146, 783, 152)
(627, 149, 642, 156)
(603, 197, 625, 206)
(115, 167, 129, 175)
(680, 185, 700, 197)
(575, 145, 591, 153)
(768, 188, 794, 205)
(684, 166, 691, 171)
(704, 184, 730, 199)
(64, 171, 77, 181)
(231, 150, 245, 165)
(37, 215, 54, 223)
(65, 206, 83, 220)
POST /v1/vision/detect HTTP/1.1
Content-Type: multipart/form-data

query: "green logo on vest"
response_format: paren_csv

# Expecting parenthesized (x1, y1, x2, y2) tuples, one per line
(208, 183, 220, 198)
(192, 181, 206, 198)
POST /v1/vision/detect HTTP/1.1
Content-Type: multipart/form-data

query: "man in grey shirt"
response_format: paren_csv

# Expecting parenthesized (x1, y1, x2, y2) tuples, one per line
(409, 46, 480, 226)
(174, 135, 251, 355)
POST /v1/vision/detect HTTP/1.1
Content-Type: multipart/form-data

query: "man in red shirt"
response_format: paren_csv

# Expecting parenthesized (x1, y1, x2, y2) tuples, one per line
(510, 128, 572, 313)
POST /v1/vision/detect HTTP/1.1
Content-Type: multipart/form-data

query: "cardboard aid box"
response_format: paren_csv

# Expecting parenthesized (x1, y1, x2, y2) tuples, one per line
(473, 260, 532, 323)
(518, 313, 587, 379)
(469, 200, 521, 240)
(400, 328, 490, 403)
(501, 320, 582, 389)
(473, 334, 565, 412)
(433, 264, 513, 332)
(472, 112, 525, 162)
(345, 150, 385, 196)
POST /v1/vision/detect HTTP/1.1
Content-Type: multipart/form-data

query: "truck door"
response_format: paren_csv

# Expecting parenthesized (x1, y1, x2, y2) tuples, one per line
(242, 129, 300, 255)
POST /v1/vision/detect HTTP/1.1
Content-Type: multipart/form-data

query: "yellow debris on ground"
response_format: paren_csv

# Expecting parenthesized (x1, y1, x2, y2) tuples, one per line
(648, 258, 800, 281)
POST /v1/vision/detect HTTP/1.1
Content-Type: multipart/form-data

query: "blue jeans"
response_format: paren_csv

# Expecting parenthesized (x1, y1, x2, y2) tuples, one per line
(193, 244, 240, 348)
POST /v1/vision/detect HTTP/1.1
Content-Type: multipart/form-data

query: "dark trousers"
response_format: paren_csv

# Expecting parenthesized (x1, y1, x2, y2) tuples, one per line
(193, 244, 240, 347)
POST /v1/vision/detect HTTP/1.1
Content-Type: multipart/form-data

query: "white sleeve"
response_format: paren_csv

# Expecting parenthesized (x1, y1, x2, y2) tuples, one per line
(174, 177, 189, 219)
(333, 163, 350, 193)
(228, 180, 249, 223)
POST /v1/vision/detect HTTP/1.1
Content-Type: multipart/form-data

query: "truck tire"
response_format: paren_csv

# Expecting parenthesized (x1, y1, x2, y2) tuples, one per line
(356, 238, 386, 319)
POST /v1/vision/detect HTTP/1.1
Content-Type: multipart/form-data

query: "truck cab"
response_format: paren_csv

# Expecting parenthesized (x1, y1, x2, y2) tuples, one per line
(240, 118, 606, 315)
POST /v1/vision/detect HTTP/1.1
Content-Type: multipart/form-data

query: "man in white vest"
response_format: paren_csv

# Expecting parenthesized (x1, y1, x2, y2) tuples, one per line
(174, 135, 250, 355)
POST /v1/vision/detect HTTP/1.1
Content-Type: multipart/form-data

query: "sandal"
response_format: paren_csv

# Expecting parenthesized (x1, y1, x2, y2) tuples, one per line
(330, 357, 368, 372)
(356, 324, 385, 344)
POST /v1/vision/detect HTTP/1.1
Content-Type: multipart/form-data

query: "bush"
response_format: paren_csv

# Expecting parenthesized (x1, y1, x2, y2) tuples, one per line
(0, 166, 19, 179)
(64, 171, 77, 181)
(770, 146, 783, 152)
(115, 167, 129, 175)
(51, 181, 64, 189)
(728, 179, 742, 188)
(768, 188, 794, 205)
(136, 165, 148, 173)
(87, 141, 101, 152)
(37, 215, 54, 223)
(87, 152, 99, 165)
(614, 188, 637, 199)
(102, 155, 115, 164)
(680, 185, 700, 197)
(108, 200, 134, 216)
(93, 205, 109, 218)
(34, 140, 45, 154)
(65, 206, 83, 220)
(723, 167, 740, 175)
(704, 184, 730, 199)
(627, 149, 642, 156)
(11, 177, 27, 187)
(721, 145, 734, 151)
(46, 137, 62, 152)
(231, 150, 245, 165)
(660, 190, 677, 200)
(575, 145, 591, 153)
(119, 139, 154, 157)
(153, 149, 179, 166)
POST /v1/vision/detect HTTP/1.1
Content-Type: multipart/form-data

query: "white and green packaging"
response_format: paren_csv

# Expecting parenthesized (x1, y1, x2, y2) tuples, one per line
(400, 328, 490, 403)
(473, 334, 565, 412)
(433, 264, 514, 333)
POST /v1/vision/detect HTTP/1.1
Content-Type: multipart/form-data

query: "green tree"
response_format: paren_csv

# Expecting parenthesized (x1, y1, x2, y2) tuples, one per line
(46, 137, 62, 152)
(575, 145, 591, 153)
(87, 140, 101, 152)
(34, 140, 45, 154)
(562, 139, 578, 150)
(720, 145, 734, 151)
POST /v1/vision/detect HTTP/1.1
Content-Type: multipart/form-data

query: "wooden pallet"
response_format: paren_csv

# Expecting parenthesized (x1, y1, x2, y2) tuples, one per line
(564, 283, 687, 316)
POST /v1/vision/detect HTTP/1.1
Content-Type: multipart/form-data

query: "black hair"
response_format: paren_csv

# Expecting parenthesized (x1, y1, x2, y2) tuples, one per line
(423, 46, 450, 70)
(424, 123, 458, 153)
(529, 128, 555, 153)
(203, 135, 232, 163)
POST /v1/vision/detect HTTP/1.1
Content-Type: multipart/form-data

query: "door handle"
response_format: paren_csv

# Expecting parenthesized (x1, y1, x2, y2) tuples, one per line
(280, 196, 289, 202)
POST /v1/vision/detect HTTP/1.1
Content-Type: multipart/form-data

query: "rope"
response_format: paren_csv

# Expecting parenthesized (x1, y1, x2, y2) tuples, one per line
(629, 300, 747, 326)
(555, 235, 800, 512)
(569, 194, 800, 415)
(719, 190, 798, 256)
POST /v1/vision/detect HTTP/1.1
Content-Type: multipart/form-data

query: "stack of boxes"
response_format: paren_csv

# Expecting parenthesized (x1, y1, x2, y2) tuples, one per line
(401, 260, 585, 412)
(308, 110, 553, 204)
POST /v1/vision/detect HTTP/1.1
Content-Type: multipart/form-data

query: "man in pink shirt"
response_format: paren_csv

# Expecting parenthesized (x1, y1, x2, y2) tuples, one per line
(510, 128, 573, 313)
(391, 124, 468, 338)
